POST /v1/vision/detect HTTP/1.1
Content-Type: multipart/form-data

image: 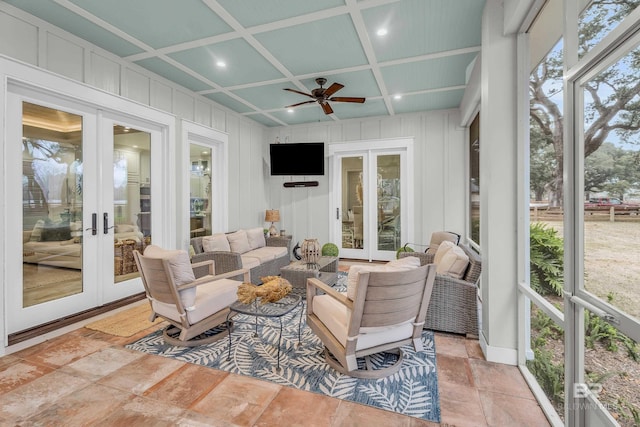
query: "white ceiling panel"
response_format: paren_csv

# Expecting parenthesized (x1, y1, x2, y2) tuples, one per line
(4, 0, 485, 127)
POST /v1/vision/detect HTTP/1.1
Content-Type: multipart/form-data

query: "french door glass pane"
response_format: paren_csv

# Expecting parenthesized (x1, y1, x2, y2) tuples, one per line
(582, 44, 640, 320)
(341, 156, 363, 250)
(190, 143, 212, 238)
(22, 102, 83, 307)
(113, 125, 150, 283)
(377, 154, 401, 252)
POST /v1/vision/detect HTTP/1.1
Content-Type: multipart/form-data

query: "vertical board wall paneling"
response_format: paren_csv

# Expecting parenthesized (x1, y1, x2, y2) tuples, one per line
(174, 90, 195, 122)
(89, 52, 120, 95)
(150, 80, 173, 113)
(226, 115, 241, 231)
(46, 32, 84, 82)
(195, 99, 211, 128)
(0, 13, 38, 65)
(123, 68, 150, 105)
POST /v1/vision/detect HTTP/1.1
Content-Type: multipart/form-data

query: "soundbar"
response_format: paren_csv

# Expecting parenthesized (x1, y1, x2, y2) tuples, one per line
(283, 181, 319, 188)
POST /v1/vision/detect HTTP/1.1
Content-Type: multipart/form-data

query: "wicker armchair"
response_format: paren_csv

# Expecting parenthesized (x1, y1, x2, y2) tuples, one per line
(399, 244, 481, 337)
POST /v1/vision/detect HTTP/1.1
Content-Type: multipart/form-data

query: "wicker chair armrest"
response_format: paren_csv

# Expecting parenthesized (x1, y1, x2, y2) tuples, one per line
(398, 252, 435, 265)
(434, 274, 477, 289)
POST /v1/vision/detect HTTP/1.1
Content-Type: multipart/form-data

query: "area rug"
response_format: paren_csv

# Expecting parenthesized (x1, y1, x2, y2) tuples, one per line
(126, 274, 441, 423)
(86, 303, 163, 337)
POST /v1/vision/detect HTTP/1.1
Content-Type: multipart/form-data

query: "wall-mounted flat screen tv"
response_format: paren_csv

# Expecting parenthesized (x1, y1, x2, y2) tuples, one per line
(270, 142, 325, 176)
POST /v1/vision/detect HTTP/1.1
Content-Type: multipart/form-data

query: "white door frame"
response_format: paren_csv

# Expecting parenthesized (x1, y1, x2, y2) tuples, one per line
(328, 138, 414, 261)
(179, 120, 229, 250)
(1, 58, 175, 338)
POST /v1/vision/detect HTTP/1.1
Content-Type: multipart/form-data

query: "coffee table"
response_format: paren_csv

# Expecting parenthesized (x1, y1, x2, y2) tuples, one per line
(226, 293, 302, 371)
(280, 256, 338, 295)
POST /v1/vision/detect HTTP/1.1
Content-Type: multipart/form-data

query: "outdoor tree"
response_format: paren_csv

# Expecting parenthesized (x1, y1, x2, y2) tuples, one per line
(529, 0, 640, 206)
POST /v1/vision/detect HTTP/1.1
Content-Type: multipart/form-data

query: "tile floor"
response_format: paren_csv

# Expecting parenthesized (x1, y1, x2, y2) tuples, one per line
(0, 263, 551, 426)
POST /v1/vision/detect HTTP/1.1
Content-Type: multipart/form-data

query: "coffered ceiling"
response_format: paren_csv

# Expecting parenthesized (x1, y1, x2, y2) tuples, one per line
(5, 0, 485, 127)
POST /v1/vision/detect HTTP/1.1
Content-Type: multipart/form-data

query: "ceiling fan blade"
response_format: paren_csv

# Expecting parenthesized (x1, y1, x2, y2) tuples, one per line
(321, 102, 334, 115)
(283, 88, 314, 98)
(329, 96, 366, 103)
(285, 100, 316, 108)
(323, 82, 344, 97)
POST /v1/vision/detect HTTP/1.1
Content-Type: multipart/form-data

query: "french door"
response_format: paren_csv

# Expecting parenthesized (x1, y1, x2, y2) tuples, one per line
(329, 138, 413, 261)
(6, 84, 167, 334)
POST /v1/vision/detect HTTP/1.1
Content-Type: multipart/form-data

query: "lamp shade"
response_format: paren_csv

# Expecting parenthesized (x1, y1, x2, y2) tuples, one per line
(265, 209, 280, 222)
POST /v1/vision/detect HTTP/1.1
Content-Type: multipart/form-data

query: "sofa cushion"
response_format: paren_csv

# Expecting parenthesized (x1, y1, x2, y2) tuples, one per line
(239, 255, 261, 270)
(202, 233, 231, 252)
(245, 246, 287, 263)
(434, 240, 455, 265)
(436, 245, 469, 279)
(227, 230, 251, 254)
(246, 227, 266, 250)
(115, 223, 137, 233)
(143, 245, 197, 309)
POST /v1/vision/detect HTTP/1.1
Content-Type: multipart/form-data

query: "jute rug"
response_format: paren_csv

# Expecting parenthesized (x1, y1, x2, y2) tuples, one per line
(86, 303, 163, 337)
(126, 274, 441, 423)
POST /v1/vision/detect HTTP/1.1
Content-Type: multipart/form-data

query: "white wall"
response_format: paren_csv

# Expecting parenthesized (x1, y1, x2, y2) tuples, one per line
(264, 110, 467, 250)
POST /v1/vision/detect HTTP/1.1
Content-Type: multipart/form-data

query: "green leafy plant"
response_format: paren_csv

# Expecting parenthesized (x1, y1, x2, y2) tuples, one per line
(396, 244, 414, 259)
(530, 222, 564, 296)
(526, 346, 565, 407)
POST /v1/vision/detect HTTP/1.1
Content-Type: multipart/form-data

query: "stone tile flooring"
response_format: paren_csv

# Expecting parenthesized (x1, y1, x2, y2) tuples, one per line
(0, 261, 551, 426)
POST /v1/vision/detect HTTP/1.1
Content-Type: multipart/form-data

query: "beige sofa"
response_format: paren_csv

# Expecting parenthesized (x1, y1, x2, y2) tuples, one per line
(190, 228, 290, 284)
(23, 220, 144, 270)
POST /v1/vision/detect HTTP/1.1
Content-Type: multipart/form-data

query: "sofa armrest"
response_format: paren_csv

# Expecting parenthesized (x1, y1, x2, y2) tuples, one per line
(191, 251, 242, 278)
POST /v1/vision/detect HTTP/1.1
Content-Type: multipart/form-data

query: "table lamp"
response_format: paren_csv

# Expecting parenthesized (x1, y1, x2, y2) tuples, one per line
(265, 209, 280, 236)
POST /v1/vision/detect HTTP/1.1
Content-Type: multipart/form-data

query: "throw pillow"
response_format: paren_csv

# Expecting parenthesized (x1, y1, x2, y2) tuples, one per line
(143, 245, 197, 310)
(40, 224, 72, 241)
(346, 264, 374, 301)
(246, 227, 266, 250)
(436, 245, 469, 279)
(30, 220, 45, 241)
(202, 233, 231, 252)
(227, 230, 251, 254)
(434, 240, 456, 265)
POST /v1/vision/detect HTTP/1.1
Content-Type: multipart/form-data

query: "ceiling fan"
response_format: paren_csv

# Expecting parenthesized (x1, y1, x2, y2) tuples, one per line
(284, 78, 365, 115)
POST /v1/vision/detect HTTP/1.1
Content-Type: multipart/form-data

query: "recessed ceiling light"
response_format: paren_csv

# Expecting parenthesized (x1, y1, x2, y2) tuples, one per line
(216, 61, 226, 68)
(287, 109, 294, 113)
(132, 145, 138, 148)
(202, 151, 208, 155)
(394, 94, 402, 100)
(376, 28, 388, 37)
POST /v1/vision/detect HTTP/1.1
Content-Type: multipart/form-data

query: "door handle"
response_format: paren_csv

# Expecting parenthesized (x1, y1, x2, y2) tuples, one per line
(103, 212, 115, 234)
(85, 213, 97, 236)
(336, 208, 340, 220)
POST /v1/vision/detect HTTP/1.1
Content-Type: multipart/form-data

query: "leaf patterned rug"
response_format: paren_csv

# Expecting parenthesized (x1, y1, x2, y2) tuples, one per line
(126, 274, 440, 423)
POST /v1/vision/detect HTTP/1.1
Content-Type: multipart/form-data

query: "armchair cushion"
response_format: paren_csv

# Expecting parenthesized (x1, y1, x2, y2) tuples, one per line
(202, 233, 231, 252)
(227, 230, 251, 254)
(436, 245, 469, 279)
(246, 227, 266, 249)
(312, 294, 414, 350)
(143, 245, 197, 309)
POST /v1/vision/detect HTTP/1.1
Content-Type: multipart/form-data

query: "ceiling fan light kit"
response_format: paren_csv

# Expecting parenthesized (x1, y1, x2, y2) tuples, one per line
(284, 78, 365, 115)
